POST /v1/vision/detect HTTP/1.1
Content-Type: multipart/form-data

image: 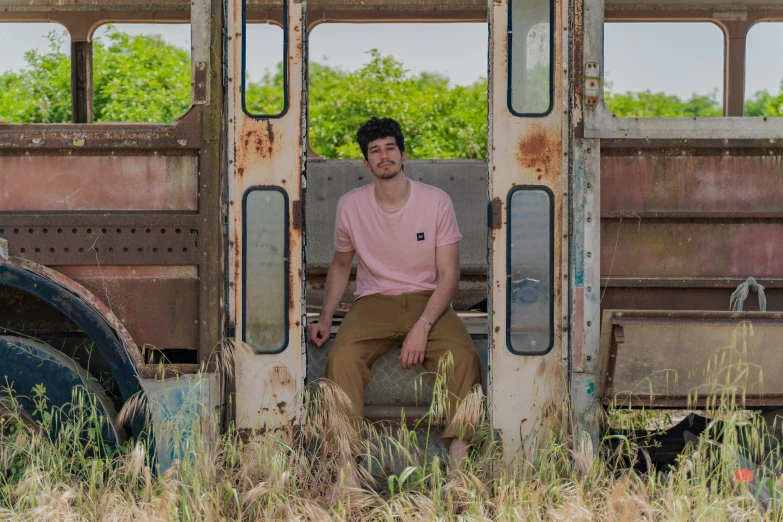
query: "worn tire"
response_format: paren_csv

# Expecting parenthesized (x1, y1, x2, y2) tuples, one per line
(0, 335, 124, 446)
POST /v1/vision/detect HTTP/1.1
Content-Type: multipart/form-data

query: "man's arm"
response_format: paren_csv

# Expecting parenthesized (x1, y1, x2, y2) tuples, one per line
(400, 242, 460, 369)
(308, 249, 355, 347)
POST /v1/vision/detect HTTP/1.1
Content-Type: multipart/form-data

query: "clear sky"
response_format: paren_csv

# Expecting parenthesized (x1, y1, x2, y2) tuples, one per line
(1, 20, 781, 101)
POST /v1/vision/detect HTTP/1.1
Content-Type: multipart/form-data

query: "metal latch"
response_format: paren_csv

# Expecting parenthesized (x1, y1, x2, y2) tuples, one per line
(584, 62, 600, 107)
(488, 198, 502, 229)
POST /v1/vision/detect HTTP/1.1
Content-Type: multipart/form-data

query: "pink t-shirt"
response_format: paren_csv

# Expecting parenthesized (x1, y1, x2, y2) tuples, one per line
(334, 180, 463, 299)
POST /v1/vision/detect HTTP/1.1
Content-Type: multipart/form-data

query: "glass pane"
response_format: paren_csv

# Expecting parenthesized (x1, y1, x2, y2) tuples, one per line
(244, 189, 287, 353)
(509, 0, 551, 115)
(508, 188, 552, 354)
(243, 10, 286, 116)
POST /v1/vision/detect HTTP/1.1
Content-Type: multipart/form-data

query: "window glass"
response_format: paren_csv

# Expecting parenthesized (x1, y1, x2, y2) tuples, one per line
(307, 23, 488, 159)
(509, 0, 552, 115)
(244, 17, 286, 116)
(92, 24, 191, 123)
(0, 23, 71, 123)
(244, 188, 288, 353)
(745, 22, 783, 117)
(508, 187, 553, 355)
(604, 23, 723, 118)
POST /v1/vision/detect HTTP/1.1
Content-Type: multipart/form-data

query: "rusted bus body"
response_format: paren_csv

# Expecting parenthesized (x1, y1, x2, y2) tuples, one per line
(2, 0, 783, 457)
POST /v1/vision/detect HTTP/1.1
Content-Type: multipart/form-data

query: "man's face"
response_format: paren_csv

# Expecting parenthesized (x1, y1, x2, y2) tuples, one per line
(363, 136, 407, 180)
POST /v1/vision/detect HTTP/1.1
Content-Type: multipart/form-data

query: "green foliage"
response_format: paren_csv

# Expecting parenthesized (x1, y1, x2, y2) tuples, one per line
(246, 50, 489, 159)
(745, 87, 783, 117)
(0, 31, 72, 123)
(0, 26, 191, 124)
(92, 27, 191, 123)
(606, 88, 723, 118)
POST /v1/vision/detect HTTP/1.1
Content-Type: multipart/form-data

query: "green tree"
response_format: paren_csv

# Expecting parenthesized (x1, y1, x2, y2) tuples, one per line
(0, 27, 191, 124)
(92, 27, 191, 123)
(745, 87, 783, 117)
(0, 31, 72, 123)
(605, 89, 723, 118)
(246, 50, 488, 159)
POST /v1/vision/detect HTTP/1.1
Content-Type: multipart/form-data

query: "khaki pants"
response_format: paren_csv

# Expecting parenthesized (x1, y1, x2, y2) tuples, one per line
(325, 291, 482, 445)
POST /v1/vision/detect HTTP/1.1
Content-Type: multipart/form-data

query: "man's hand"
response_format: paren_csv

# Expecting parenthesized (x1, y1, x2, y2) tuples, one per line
(308, 320, 331, 348)
(400, 320, 431, 369)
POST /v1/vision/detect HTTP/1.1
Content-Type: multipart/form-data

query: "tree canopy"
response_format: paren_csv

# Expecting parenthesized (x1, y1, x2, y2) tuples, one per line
(1, 28, 781, 158)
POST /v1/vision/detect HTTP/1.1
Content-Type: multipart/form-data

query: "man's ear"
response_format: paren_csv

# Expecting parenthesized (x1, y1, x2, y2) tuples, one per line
(363, 158, 371, 171)
(401, 152, 408, 166)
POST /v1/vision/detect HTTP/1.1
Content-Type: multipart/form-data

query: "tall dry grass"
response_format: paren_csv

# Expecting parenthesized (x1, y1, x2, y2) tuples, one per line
(1, 323, 782, 521)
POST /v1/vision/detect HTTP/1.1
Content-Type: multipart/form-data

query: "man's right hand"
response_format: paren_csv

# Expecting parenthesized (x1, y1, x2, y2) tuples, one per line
(308, 320, 331, 348)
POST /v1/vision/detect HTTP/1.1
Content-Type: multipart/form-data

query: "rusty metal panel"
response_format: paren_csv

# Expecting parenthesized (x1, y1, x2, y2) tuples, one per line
(598, 310, 783, 408)
(0, 155, 198, 211)
(0, 225, 199, 265)
(602, 153, 783, 217)
(488, 0, 568, 456)
(600, 222, 783, 278)
(601, 287, 783, 314)
(229, 0, 306, 435)
(54, 265, 199, 350)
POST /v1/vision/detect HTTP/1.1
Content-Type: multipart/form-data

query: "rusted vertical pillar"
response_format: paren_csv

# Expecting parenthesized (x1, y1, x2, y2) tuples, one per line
(70, 40, 93, 124)
(723, 21, 750, 117)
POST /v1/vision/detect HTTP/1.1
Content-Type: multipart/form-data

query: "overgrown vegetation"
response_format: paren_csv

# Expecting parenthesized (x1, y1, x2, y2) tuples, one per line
(2, 29, 781, 158)
(2, 325, 783, 520)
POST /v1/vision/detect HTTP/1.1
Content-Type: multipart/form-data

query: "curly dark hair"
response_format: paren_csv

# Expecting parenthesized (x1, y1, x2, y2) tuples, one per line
(356, 117, 405, 160)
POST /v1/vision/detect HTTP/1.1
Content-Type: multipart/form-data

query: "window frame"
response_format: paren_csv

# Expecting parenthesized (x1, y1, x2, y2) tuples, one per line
(242, 185, 290, 354)
(507, 0, 555, 117)
(241, 0, 289, 119)
(505, 184, 555, 356)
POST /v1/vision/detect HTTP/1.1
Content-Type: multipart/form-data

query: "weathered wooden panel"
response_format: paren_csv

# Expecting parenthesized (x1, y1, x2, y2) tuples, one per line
(601, 154, 783, 217)
(54, 265, 199, 350)
(0, 155, 198, 211)
(600, 222, 783, 278)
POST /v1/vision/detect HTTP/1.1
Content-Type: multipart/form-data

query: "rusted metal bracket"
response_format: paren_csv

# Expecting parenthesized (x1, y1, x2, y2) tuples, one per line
(584, 62, 599, 107)
(191, 0, 211, 105)
(488, 198, 502, 229)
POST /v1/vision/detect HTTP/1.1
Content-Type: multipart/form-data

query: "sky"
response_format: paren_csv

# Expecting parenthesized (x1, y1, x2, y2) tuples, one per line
(1, 20, 781, 101)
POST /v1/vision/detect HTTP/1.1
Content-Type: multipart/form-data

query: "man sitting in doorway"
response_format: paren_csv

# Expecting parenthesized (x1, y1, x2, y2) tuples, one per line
(308, 116, 482, 467)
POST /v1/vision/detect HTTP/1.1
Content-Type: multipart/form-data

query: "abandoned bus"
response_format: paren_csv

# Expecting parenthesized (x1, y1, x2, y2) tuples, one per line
(1, 0, 782, 462)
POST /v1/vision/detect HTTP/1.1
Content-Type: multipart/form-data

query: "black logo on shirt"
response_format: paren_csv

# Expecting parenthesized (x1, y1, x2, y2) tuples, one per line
(417, 233, 425, 241)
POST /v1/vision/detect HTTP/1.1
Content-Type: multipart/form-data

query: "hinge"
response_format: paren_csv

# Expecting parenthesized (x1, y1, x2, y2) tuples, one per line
(488, 198, 502, 229)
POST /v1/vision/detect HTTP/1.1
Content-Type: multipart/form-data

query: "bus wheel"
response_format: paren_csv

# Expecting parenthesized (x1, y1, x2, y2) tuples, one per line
(0, 335, 125, 447)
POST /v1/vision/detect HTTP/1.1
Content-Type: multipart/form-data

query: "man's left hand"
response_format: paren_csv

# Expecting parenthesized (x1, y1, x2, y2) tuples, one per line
(400, 320, 430, 369)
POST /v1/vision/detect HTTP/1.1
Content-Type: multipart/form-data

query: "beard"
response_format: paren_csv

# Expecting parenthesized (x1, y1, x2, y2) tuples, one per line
(371, 162, 402, 180)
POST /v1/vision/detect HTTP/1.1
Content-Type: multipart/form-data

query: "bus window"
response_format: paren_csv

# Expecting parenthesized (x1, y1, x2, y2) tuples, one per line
(603, 23, 724, 118)
(0, 23, 71, 123)
(745, 22, 783, 117)
(92, 24, 191, 123)
(509, 0, 552, 116)
(243, 187, 288, 353)
(243, 17, 286, 116)
(306, 22, 488, 159)
(507, 186, 553, 355)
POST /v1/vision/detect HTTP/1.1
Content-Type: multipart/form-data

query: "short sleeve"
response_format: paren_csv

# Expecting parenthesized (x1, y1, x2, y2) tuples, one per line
(334, 197, 355, 252)
(435, 195, 463, 247)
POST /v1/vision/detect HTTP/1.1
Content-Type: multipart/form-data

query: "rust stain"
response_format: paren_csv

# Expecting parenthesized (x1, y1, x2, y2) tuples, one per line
(276, 401, 287, 414)
(537, 359, 547, 377)
(270, 365, 292, 387)
(237, 167, 244, 176)
(517, 125, 561, 179)
(292, 200, 303, 230)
